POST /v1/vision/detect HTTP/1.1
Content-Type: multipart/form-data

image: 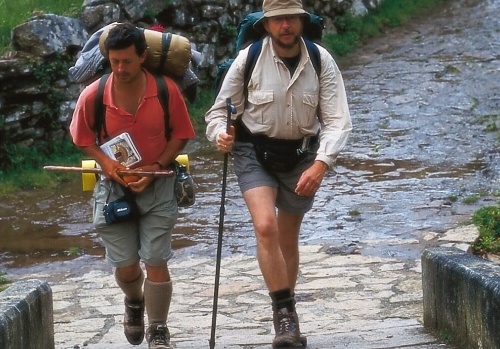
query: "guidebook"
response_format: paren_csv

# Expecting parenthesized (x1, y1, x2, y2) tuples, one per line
(100, 132, 141, 167)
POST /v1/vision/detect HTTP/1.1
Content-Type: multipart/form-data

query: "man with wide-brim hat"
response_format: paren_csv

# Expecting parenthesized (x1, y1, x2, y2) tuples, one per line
(206, 0, 352, 348)
(253, 0, 311, 32)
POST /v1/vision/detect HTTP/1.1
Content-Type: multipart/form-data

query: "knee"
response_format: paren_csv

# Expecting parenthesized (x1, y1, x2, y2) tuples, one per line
(115, 263, 142, 282)
(254, 219, 279, 240)
(145, 263, 170, 283)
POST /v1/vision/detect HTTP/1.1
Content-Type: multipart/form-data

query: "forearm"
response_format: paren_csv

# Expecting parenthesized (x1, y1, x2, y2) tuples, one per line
(154, 138, 189, 168)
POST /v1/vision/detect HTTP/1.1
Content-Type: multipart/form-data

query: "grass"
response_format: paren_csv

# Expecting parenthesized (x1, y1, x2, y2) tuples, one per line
(324, 0, 447, 57)
(0, 0, 452, 197)
(0, 272, 12, 292)
(0, 0, 81, 54)
(0, 140, 84, 197)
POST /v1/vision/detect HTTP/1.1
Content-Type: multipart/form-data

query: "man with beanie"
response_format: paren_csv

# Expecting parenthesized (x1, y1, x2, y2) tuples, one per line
(205, 0, 352, 347)
(70, 23, 195, 349)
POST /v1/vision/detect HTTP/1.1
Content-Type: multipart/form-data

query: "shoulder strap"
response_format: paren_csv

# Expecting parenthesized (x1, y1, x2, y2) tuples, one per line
(304, 39, 321, 78)
(159, 33, 172, 75)
(94, 73, 171, 145)
(304, 40, 323, 123)
(94, 73, 110, 145)
(243, 39, 321, 99)
(243, 39, 263, 107)
(155, 75, 171, 140)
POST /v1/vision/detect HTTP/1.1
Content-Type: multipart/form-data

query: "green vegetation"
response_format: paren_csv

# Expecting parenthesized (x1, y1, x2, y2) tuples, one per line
(462, 194, 480, 205)
(0, 271, 12, 292)
(186, 88, 215, 130)
(348, 209, 361, 217)
(470, 206, 500, 255)
(447, 195, 458, 203)
(0, 0, 452, 197)
(438, 328, 453, 344)
(0, 0, 82, 54)
(324, 0, 447, 57)
(0, 140, 83, 197)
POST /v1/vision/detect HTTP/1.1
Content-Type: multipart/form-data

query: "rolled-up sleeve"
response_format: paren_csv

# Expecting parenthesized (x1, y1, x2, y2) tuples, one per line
(316, 47, 352, 169)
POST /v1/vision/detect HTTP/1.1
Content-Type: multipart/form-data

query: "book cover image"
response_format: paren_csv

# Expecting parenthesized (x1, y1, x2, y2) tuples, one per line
(100, 132, 141, 167)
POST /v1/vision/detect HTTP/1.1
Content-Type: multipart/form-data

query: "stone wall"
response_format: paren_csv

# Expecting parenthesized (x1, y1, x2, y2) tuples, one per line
(0, 280, 54, 349)
(0, 0, 374, 169)
(422, 247, 500, 349)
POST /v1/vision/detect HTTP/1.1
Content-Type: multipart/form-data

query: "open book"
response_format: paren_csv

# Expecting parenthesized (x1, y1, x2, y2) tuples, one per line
(100, 132, 141, 167)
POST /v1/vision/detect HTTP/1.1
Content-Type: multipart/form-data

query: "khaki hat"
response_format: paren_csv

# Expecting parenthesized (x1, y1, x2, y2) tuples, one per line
(254, 0, 310, 31)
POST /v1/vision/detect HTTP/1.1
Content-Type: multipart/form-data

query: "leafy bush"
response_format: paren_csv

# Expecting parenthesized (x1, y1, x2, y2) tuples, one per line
(471, 206, 500, 255)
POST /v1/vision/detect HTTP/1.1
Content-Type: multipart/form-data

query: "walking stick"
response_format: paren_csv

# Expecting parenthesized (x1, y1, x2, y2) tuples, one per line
(209, 98, 236, 349)
(43, 165, 175, 177)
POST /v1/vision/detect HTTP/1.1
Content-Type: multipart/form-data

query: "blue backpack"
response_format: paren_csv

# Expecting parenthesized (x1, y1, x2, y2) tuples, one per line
(213, 11, 324, 97)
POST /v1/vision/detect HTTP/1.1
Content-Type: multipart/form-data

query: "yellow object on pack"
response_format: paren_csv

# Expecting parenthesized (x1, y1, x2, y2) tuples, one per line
(175, 154, 190, 173)
(81, 160, 98, 191)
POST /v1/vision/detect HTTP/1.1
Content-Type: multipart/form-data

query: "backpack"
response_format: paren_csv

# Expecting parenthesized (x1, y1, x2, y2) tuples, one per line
(213, 11, 324, 96)
(69, 23, 199, 103)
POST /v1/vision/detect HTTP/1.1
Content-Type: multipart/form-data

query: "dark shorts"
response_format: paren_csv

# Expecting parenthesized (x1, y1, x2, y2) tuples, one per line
(92, 176, 178, 268)
(232, 141, 317, 215)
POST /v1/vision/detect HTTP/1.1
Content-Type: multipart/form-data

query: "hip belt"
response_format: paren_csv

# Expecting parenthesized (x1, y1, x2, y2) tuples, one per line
(234, 119, 318, 151)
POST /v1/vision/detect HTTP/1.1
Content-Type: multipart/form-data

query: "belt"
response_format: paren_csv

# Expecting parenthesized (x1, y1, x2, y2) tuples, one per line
(234, 119, 318, 149)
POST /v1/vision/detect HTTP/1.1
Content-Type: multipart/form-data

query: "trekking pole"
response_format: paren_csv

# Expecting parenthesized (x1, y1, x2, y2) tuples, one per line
(209, 98, 236, 349)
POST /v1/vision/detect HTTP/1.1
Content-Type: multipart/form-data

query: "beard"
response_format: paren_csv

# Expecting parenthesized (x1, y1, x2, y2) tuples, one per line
(271, 32, 301, 50)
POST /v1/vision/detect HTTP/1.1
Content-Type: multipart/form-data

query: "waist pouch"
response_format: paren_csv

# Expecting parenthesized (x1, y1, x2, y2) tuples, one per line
(103, 188, 138, 225)
(235, 120, 317, 173)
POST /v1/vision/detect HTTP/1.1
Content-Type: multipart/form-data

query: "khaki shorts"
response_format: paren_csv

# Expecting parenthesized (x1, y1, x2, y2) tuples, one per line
(92, 176, 178, 268)
(232, 141, 317, 215)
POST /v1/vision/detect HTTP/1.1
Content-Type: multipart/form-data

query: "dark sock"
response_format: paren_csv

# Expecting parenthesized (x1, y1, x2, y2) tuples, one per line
(270, 288, 295, 311)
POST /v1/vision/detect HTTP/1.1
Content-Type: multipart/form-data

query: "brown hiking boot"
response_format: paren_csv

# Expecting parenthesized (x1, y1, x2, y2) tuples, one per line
(146, 323, 173, 349)
(272, 307, 305, 348)
(124, 297, 145, 345)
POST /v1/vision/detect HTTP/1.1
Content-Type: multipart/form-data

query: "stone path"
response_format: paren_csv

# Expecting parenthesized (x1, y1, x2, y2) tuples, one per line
(46, 226, 477, 349)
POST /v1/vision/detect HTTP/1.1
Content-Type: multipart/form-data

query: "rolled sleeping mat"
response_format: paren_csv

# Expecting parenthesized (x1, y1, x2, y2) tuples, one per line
(99, 22, 192, 77)
(82, 159, 98, 192)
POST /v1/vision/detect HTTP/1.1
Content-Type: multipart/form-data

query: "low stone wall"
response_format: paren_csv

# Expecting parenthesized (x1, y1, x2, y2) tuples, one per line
(0, 279, 54, 349)
(422, 247, 500, 349)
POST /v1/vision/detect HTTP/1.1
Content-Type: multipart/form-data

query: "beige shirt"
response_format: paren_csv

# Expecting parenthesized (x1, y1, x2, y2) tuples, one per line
(205, 36, 352, 169)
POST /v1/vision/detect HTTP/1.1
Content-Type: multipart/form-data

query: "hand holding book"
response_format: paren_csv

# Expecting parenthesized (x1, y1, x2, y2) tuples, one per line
(100, 132, 141, 167)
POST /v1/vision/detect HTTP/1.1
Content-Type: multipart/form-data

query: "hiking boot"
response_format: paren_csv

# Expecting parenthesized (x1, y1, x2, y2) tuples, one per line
(272, 307, 304, 348)
(124, 298, 145, 345)
(299, 334, 307, 347)
(146, 323, 173, 349)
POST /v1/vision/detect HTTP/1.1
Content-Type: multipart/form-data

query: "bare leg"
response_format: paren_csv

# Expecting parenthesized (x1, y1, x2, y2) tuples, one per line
(243, 186, 288, 291)
(277, 210, 304, 293)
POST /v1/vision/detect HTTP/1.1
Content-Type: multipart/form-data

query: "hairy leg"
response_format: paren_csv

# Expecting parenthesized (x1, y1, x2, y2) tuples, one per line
(243, 186, 289, 292)
(277, 210, 304, 292)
